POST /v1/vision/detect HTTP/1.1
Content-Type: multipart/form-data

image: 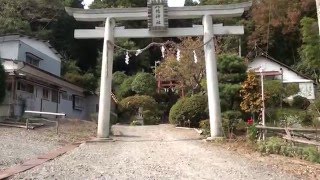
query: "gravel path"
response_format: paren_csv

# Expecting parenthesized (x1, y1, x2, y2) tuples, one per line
(13, 124, 300, 180)
(0, 127, 59, 171)
(0, 120, 96, 171)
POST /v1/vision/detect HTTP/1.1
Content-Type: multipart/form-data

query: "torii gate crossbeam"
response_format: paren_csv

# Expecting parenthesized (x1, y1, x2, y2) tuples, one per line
(66, 2, 252, 140)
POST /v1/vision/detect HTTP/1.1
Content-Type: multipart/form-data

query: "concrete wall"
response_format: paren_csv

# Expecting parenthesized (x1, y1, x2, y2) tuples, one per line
(18, 39, 61, 76)
(85, 95, 117, 122)
(10, 83, 90, 120)
(58, 87, 87, 120)
(85, 95, 99, 119)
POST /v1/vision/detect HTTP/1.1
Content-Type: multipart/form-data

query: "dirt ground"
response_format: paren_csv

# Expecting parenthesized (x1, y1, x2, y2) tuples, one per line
(0, 119, 97, 171)
(216, 139, 320, 180)
(11, 125, 320, 179)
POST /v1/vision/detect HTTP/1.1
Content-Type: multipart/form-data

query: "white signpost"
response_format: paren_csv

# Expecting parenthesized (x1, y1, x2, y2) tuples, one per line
(66, 1, 251, 140)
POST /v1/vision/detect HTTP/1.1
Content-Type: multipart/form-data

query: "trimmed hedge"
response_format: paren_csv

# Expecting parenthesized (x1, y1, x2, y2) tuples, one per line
(143, 110, 160, 125)
(119, 95, 157, 113)
(169, 94, 208, 127)
(119, 95, 160, 125)
(131, 72, 156, 96)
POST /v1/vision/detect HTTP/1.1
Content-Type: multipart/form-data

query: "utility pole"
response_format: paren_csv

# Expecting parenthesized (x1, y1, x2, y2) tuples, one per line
(259, 66, 266, 141)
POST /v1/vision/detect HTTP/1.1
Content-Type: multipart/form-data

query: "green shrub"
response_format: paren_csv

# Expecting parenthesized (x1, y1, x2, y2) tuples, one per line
(222, 111, 242, 137)
(292, 95, 310, 110)
(302, 147, 320, 163)
(301, 113, 314, 126)
(169, 94, 208, 127)
(131, 72, 156, 96)
(169, 97, 187, 125)
(117, 76, 135, 99)
(275, 108, 309, 127)
(257, 137, 320, 163)
(199, 119, 210, 136)
(315, 98, 320, 111)
(264, 80, 282, 107)
(154, 92, 179, 115)
(247, 123, 258, 142)
(119, 95, 159, 123)
(284, 83, 299, 97)
(143, 110, 160, 125)
(113, 71, 128, 89)
(119, 95, 158, 114)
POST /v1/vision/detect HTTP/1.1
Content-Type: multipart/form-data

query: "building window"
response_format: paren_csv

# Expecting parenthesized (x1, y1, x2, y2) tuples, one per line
(61, 91, 69, 100)
(51, 90, 59, 103)
(43, 88, 50, 100)
(26, 52, 42, 67)
(73, 95, 84, 110)
(17, 82, 34, 93)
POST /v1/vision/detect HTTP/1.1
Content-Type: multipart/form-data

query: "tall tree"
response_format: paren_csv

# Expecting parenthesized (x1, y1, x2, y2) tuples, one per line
(248, 0, 316, 65)
(156, 37, 206, 95)
(200, 0, 248, 4)
(296, 17, 320, 83)
(218, 54, 247, 111)
(316, 0, 320, 34)
(90, 0, 146, 8)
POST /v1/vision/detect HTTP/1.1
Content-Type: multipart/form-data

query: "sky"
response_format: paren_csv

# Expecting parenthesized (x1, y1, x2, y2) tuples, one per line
(82, 0, 197, 9)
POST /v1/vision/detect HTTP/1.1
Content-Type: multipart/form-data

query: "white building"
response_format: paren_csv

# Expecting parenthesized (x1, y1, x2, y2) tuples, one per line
(248, 55, 316, 100)
(0, 35, 116, 120)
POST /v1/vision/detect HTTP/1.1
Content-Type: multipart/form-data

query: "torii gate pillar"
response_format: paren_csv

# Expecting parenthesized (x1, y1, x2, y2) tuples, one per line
(203, 15, 222, 138)
(97, 18, 115, 139)
(66, 2, 251, 139)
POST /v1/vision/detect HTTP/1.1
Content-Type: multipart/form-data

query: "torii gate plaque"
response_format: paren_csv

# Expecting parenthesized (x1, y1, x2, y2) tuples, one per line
(66, 1, 252, 140)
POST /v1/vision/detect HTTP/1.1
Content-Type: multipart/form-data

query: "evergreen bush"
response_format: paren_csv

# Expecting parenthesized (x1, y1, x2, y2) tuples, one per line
(143, 110, 160, 125)
(292, 95, 310, 110)
(222, 111, 243, 137)
(131, 72, 156, 96)
(119, 95, 159, 124)
(112, 71, 128, 88)
(199, 119, 210, 136)
(169, 94, 208, 127)
(117, 76, 135, 99)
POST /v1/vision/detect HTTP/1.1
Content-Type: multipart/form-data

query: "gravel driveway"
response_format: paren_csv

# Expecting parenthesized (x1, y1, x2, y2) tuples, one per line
(13, 124, 301, 180)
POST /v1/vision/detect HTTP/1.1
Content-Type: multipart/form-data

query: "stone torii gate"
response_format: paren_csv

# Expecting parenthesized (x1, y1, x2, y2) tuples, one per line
(66, 1, 251, 140)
